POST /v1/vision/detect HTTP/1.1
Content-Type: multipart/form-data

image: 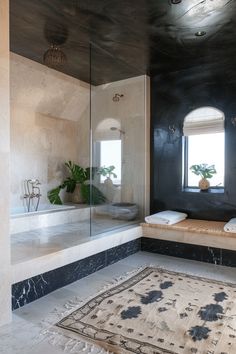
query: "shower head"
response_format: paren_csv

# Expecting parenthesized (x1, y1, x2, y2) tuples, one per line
(112, 93, 124, 102)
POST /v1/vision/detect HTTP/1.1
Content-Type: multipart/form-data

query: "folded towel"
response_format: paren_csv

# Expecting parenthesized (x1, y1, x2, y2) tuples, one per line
(224, 218, 236, 233)
(145, 210, 187, 225)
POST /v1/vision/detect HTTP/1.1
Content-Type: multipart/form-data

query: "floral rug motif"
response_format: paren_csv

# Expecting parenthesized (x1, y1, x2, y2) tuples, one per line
(56, 267, 236, 354)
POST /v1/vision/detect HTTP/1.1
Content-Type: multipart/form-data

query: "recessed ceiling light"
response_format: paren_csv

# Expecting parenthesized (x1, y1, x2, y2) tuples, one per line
(171, 0, 182, 3)
(195, 31, 206, 37)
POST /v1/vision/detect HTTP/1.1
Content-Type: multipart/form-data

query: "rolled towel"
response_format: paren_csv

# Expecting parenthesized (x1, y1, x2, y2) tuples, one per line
(224, 218, 236, 233)
(145, 210, 188, 225)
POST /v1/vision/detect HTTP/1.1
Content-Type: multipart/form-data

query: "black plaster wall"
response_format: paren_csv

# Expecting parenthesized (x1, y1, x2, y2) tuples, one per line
(151, 63, 236, 221)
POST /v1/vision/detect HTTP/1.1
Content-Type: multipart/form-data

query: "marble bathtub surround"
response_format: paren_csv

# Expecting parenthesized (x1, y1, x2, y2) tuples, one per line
(0, 0, 11, 325)
(11, 223, 142, 283)
(12, 239, 141, 310)
(10, 205, 91, 234)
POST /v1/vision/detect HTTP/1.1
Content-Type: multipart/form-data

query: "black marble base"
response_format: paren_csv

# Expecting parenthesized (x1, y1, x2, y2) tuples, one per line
(141, 237, 236, 267)
(12, 239, 140, 310)
(12, 236, 236, 310)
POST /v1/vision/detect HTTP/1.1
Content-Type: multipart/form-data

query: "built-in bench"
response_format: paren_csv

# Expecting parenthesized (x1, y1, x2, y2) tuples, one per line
(141, 219, 236, 251)
(141, 219, 236, 268)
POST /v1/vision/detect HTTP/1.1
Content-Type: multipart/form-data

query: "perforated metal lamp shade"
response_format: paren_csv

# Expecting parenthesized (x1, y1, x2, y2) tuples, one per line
(43, 45, 67, 68)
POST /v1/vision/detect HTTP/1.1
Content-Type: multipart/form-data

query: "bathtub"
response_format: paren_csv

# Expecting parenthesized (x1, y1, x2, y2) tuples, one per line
(11, 204, 76, 218)
(10, 204, 90, 234)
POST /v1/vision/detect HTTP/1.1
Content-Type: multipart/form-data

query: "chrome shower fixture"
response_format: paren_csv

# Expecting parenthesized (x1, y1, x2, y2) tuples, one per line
(112, 93, 124, 102)
(110, 127, 125, 135)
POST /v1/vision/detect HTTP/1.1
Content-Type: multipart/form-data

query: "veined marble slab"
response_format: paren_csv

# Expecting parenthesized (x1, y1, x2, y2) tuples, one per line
(11, 224, 142, 284)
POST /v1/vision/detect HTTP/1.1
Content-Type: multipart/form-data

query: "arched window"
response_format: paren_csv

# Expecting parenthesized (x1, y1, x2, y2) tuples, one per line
(183, 107, 225, 189)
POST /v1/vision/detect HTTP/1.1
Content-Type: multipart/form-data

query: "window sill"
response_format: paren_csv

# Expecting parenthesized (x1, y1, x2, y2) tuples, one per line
(183, 187, 224, 194)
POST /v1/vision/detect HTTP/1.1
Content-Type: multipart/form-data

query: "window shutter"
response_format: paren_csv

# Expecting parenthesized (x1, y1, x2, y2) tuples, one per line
(183, 107, 225, 136)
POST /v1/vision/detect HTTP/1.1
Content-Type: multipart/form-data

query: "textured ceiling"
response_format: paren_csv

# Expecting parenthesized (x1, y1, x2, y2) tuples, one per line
(10, 0, 236, 85)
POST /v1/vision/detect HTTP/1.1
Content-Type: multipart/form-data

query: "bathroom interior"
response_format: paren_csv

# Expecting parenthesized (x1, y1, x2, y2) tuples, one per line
(10, 31, 149, 262)
(2, 1, 236, 353)
(9, 0, 150, 311)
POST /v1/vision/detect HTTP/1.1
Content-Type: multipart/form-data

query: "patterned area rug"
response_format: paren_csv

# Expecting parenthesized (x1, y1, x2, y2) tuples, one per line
(56, 267, 236, 354)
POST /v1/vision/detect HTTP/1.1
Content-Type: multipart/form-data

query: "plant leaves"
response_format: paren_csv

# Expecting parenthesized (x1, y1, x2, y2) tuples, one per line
(65, 161, 87, 184)
(47, 187, 63, 205)
(64, 178, 77, 193)
(190, 164, 217, 179)
(81, 184, 106, 205)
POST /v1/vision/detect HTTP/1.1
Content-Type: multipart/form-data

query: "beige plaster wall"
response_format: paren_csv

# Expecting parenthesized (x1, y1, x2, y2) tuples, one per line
(10, 54, 150, 217)
(0, 0, 11, 325)
(10, 53, 90, 208)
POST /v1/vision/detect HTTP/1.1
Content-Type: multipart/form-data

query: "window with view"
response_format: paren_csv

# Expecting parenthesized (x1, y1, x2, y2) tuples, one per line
(183, 107, 225, 189)
(100, 140, 121, 185)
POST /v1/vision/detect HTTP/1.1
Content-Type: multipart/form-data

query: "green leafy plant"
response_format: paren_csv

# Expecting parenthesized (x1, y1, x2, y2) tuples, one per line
(48, 161, 106, 205)
(97, 165, 117, 179)
(190, 164, 217, 179)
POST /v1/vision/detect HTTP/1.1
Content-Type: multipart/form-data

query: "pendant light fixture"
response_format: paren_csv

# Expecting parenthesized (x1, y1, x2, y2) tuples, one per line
(43, 44, 67, 68)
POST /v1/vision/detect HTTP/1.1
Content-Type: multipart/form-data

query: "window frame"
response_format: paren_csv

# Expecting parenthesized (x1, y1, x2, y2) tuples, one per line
(182, 134, 225, 193)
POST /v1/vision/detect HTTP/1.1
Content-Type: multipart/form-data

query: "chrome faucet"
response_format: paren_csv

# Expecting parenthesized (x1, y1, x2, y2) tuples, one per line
(23, 179, 41, 212)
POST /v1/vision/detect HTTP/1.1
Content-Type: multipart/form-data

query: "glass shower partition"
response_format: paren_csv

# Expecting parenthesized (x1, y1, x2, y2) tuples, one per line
(90, 44, 148, 236)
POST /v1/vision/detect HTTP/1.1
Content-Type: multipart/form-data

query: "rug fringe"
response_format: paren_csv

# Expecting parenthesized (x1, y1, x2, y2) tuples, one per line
(40, 265, 148, 353)
(42, 327, 111, 353)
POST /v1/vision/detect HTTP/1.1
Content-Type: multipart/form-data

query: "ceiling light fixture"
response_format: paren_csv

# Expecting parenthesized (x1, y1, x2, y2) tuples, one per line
(195, 31, 206, 37)
(43, 44, 67, 68)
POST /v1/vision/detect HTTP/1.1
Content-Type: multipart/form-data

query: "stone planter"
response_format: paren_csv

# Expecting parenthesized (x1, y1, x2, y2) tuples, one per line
(110, 203, 138, 221)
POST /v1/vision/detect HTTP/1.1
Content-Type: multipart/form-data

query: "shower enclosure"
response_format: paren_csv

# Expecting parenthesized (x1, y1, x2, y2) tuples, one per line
(9, 40, 149, 238)
(89, 44, 149, 236)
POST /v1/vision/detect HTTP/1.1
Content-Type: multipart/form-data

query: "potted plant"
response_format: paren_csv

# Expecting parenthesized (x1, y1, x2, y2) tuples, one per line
(190, 164, 217, 190)
(48, 161, 106, 205)
(97, 165, 117, 186)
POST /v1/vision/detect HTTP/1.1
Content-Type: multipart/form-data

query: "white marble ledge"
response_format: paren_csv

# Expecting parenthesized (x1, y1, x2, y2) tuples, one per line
(141, 222, 236, 251)
(10, 205, 91, 234)
(11, 225, 142, 284)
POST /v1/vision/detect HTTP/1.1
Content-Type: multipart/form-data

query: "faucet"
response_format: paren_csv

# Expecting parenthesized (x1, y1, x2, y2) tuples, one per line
(23, 179, 41, 212)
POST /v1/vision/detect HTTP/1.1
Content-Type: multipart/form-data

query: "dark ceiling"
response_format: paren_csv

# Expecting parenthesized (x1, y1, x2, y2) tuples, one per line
(10, 0, 236, 85)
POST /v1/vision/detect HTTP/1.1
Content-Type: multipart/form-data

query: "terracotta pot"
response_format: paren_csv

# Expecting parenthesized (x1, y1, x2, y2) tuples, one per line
(199, 178, 210, 191)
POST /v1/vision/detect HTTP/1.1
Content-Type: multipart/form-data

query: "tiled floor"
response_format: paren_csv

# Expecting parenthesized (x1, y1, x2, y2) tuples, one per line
(1, 251, 236, 354)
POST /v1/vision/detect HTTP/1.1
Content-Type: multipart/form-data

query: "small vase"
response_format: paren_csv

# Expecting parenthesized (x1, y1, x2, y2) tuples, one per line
(199, 178, 210, 191)
(104, 177, 113, 187)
